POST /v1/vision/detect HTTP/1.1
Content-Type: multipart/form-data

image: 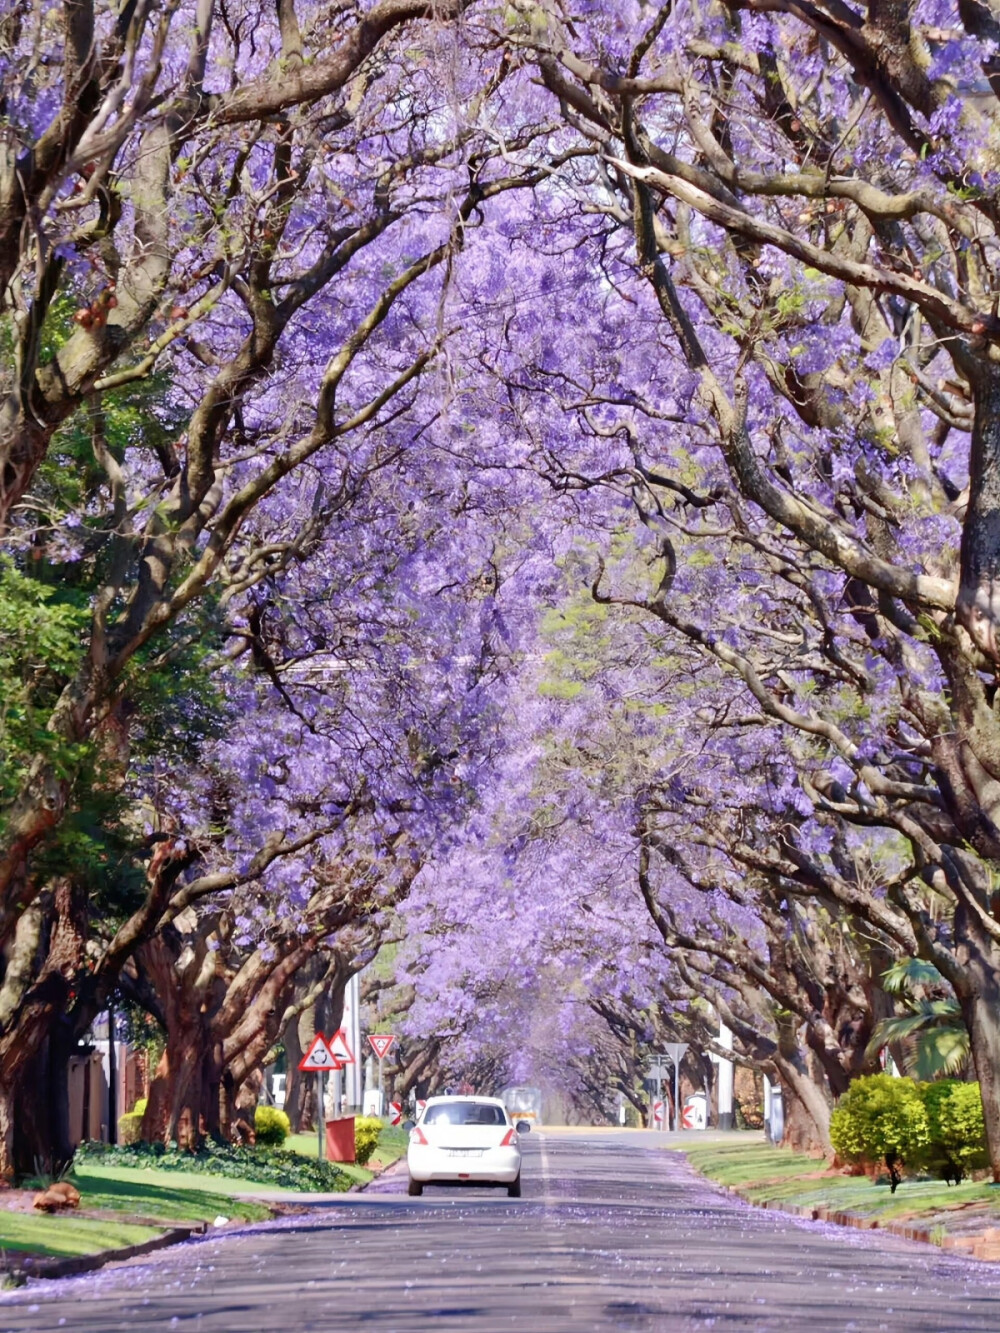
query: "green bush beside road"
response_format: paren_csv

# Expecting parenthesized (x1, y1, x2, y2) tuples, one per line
(914, 1080, 989, 1184)
(353, 1116, 383, 1165)
(254, 1106, 292, 1146)
(829, 1074, 930, 1191)
(829, 1075, 989, 1189)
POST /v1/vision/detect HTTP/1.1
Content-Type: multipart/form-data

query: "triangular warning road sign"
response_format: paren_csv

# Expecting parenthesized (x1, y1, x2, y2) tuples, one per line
(368, 1034, 395, 1061)
(328, 1028, 355, 1064)
(298, 1034, 337, 1072)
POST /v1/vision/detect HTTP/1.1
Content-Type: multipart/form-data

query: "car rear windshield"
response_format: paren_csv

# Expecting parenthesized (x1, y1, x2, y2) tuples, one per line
(422, 1101, 507, 1126)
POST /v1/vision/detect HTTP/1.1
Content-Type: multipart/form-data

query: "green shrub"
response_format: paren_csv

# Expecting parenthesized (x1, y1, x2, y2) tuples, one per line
(354, 1116, 382, 1166)
(132, 1097, 148, 1116)
(829, 1074, 929, 1192)
(75, 1139, 350, 1192)
(254, 1105, 291, 1146)
(918, 1081, 989, 1184)
(117, 1112, 144, 1145)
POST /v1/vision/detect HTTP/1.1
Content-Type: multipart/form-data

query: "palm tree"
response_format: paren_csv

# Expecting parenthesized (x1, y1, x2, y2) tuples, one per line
(867, 960, 970, 1080)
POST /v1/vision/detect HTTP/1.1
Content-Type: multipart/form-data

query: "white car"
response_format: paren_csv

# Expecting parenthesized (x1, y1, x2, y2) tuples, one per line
(406, 1095, 528, 1197)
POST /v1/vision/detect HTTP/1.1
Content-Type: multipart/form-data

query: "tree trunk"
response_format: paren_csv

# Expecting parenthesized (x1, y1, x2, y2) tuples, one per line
(957, 361, 1000, 661)
(0, 882, 87, 1174)
(773, 1045, 832, 1156)
(0, 1080, 13, 1181)
(142, 1019, 208, 1146)
(284, 1005, 312, 1132)
(953, 911, 1000, 1181)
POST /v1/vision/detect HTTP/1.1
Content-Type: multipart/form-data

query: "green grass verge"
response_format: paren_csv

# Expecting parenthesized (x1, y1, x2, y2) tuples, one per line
(372, 1124, 409, 1165)
(0, 1213, 159, 1259)
(285, 1132, 370, 1186)
(678, 1139, 1000, 1225)
(286, 1121, 409, 1187)
(0, 1168, 273, 1261)
(74, 1167, 273, 1220)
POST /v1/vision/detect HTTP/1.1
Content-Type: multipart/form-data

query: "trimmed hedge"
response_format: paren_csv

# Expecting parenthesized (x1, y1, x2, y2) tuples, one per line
(830, 1074, 988, 1191)
(254, 1105, 291, 1146)
(354, 1116, 382, 1166)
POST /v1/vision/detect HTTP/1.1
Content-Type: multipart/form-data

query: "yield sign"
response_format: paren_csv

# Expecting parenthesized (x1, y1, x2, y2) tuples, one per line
(368, 1034, 395, 1061)
(328, 1028, 356, 1064)
(299, 1034, 338, 1072)
(389, 1101, 403, 1126)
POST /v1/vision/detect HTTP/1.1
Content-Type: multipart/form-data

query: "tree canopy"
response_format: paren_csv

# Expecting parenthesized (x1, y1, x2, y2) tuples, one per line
(6, 0, 1000, 1174)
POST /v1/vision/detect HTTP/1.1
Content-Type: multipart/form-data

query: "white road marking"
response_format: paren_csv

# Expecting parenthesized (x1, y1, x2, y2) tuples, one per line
(538, 1132, 556, 1210)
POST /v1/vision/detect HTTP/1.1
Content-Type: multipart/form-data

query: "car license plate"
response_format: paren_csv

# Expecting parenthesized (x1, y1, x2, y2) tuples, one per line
(446, 1148, 483, 1158)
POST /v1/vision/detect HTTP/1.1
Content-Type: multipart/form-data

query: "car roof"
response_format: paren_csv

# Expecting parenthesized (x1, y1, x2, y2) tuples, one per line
(423, 1095, 505, 1107)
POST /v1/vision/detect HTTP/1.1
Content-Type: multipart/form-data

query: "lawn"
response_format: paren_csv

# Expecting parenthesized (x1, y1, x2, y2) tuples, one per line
(678, 1138, 1000, 1228)
(73, 1167, 273, 1219)
(0, 1169, 272, 1261)
(0, 1213, 159, 1260)
(0, 1123, 408, 1264)
(286, 1120, 409, 1186)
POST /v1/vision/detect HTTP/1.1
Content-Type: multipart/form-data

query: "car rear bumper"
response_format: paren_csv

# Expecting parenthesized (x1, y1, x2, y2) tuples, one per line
(407, 1145, 521, 1184)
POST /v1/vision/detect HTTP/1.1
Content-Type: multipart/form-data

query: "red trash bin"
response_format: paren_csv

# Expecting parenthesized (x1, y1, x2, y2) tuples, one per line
(325, 1115, 356, 1163)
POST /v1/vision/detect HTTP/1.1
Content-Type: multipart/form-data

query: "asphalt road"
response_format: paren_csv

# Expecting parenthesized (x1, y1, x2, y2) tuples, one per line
(4, 1129, 1000, 1331)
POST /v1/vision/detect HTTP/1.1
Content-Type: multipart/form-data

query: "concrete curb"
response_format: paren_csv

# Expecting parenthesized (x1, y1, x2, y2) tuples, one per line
(714, 1180, 1000, 1259)
(1, 1222, 206, 1285)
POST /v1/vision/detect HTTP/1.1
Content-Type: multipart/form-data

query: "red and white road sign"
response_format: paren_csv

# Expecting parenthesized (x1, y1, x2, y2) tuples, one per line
(368, 1034, 395, 1061)
(298, 1035, 339, 1072)
(682, 1093, 708, 1130)
(652, 1099, 666, 1128)
(328, 1028, 356, 1064)
(388, 1102, 403, 1126)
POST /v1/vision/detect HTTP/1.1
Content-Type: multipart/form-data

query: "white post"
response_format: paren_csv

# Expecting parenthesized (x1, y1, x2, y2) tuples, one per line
(342, 972, 363, 1110)
(717, 1022, 734, 1130)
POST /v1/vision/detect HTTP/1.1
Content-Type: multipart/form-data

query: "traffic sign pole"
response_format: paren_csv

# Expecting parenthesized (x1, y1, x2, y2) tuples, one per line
(317, 1072, 324, 1159)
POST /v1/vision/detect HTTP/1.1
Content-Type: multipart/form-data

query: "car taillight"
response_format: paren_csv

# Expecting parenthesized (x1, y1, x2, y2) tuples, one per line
(410, 1126, 428, 1145)
(499, 1128, 516, 1147)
